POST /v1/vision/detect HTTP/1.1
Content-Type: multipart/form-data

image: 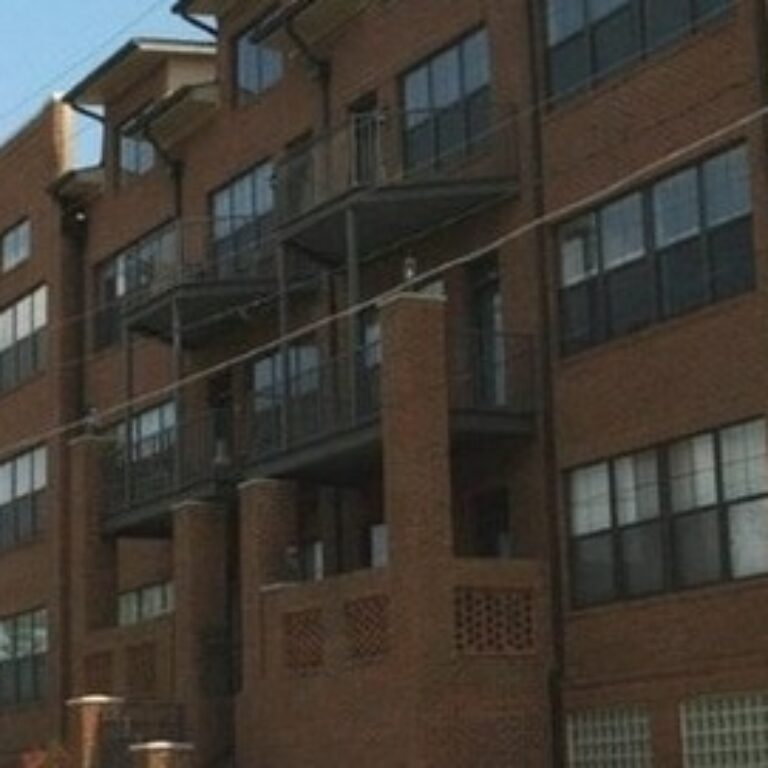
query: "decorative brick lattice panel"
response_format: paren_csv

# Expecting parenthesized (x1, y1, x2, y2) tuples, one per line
(344, 594, 390, 660)
(283, 609, 324, 673)
(83, 651, 114, 694)
(124, 642, 157, 697)
(454, 588, 534, 655)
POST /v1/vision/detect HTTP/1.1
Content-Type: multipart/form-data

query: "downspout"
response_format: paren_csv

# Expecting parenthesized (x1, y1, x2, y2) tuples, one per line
(526, 1, 566, 766)
(171, 2, 218, 37)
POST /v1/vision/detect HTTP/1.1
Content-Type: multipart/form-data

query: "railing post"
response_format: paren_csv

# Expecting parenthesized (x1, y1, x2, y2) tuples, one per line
(129, 742, 194, 768)
(66, 695, 125, 768)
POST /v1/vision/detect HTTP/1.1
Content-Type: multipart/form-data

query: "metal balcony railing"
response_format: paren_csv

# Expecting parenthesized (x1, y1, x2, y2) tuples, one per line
(103, 409, 232, 519)
(247, 342, 381, 461)
(448, 330, 536, 416)
(274, 100, 518, 224)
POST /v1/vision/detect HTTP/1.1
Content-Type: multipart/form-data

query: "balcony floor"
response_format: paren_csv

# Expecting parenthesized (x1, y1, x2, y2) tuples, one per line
(124, 280, 275, 346)
(281, 177, 516, 261)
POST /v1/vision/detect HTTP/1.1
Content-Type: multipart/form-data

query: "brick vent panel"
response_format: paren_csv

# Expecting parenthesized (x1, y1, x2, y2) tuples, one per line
(344, 594, 391, 661)
(454, 587, 535, 656)
(283, 608, 325, 673)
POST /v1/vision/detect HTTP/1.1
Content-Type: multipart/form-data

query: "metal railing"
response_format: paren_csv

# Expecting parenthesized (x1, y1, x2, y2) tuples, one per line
(247, 342, 381, 461)
(103, 409, 233, 518)
(448, 330, 536, 416)
(275, 99, 517, 223)
(100, 701, 185, 768)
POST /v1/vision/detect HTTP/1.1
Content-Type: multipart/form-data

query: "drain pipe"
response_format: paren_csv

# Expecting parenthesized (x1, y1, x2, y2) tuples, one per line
(171, 1, 218, 37)
(526, 1, 566, 766)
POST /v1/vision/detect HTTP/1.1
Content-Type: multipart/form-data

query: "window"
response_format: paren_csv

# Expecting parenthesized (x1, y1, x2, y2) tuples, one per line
(0, 608, 47, 707)
(118, 582, 174, 627)
(301, 540, 324, 582)
(0, 286, 47, 392)
(546, 0, 733, 98)
(567, 706, 653, 767)
(357, 310, 382, 417)
(558, 146, 753, 354)
(567, 418, 768, 606)
(235, 24, 283, 102)
(401, 27, 492, 171)
(0, 446, 46, 552)
(682, 692, 768, 767)
(250, 337, 320, 455)
(211, 161, 275, 277)
(368, 523, 389, 569)
(460, 488, 514, 559)
(118, 112, 155, 179)
(95, 223, 177, 349)
(1, 220, 30, 272)
(471, 260, 507, 407)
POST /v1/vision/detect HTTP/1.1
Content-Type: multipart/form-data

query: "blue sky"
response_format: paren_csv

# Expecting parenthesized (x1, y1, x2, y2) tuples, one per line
(0, 0, 208, 159)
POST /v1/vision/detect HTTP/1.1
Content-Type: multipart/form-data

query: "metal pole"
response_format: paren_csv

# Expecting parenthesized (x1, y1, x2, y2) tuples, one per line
(172, 297, 183, 490)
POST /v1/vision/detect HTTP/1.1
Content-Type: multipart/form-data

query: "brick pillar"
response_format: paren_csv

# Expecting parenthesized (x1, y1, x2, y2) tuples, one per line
(129, 742, 194, 768)
(68, 436, 118, 692)
(66, 695, 124, 768)
(172, 501, 229, 766)
(379, 292, 454, 762)
(236, 478, 298, 768)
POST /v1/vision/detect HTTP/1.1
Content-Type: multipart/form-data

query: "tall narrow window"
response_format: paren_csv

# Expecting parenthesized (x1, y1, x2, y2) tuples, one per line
(401, 27, 492, 171)
(0, 286, 47, 392)
(1, 220, 30, 272)
(235, 26, 284, 102)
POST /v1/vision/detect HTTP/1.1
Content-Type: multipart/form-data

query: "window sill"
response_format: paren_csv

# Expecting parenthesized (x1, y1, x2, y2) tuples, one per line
(543, 7, 735, 120)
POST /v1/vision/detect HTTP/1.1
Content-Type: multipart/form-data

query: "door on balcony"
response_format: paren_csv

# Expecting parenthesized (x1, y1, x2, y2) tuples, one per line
(349, 93, 379, 186)
(471, 261, 506, 408)
(356, 309, 381, 418)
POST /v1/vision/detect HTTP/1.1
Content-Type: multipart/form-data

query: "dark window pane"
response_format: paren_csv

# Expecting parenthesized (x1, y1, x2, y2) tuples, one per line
(660, 239, 710, 317)
(674, 509, 722, 587)
(436, 103, 467, 162)
(709, 218, 754, 300)
(0, 506, 13, 550)
(0, 349, 15, 391)
(645, 0, 692, 50)
(621, 522, 664, 595)
(573, 533, 616, 605)
(729, 499, 768, 578)
(404, 122, 435, 173)
(606, 259, 655, 336)
(549, 34, 591, 97)
(15, 497, 34, 542)
(33, 656, 46, 700)
(0, 660, 15, 706)
(560, 282, 600, 353)
(466, 87, 491, 146)
(593, 3, 641, 77)
(695, 0, 731, 21)
(16, 657, 34, 703)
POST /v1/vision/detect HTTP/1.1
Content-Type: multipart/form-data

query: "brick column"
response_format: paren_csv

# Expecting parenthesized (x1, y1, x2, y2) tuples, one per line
(68, 436, 118, 693)
(129, 742, 194, 768)
(172, 500, 229, 767)
(379, 292, 454, 762)
(66, 695, 124, 768)
(236, 478, 298, 768)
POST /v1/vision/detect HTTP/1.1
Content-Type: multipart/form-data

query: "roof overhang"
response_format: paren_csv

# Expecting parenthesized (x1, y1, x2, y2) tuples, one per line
(50, 166, 106, 204)
(65, 38, 216, 107)
(143, 82, 220, 149)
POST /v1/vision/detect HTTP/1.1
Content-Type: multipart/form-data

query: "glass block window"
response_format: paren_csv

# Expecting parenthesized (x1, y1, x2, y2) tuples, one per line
(682, 692, 768, 767)
(567, 706, 653, 767)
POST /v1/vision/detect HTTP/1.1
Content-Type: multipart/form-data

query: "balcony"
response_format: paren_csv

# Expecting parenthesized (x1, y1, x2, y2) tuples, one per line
(102, 410, 234, 535)
(244, 330, 534, 481)
(120, 218, 318, 347)
(274, 102, 518, 259)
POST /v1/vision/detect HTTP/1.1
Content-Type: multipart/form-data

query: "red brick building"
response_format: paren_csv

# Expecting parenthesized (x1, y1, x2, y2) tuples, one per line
(0, 0, 767, 765)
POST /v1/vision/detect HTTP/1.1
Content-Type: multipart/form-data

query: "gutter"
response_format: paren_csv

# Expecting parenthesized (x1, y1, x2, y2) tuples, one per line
(171, 1, 218, 37)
